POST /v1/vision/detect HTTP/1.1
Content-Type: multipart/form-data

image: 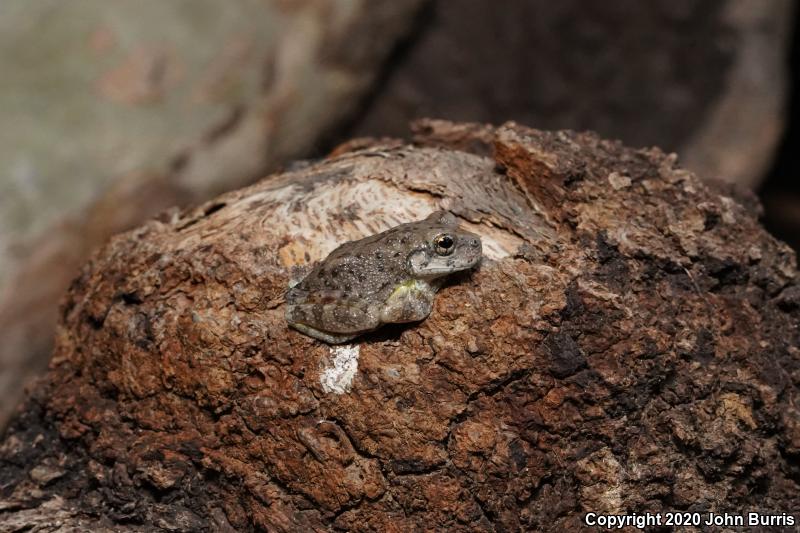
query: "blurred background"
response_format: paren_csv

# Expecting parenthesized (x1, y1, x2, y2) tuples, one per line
(0, 0, 796, 429)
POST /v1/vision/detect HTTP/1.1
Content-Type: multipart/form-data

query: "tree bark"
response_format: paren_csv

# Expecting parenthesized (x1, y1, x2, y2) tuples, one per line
(1, 120, 798, 531)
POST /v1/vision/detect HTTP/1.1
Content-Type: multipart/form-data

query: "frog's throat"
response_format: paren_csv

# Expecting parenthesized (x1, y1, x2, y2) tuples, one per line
(389, 279, 434, 296)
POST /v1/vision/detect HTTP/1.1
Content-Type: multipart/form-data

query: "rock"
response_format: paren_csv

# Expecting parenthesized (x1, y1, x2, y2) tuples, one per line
(348, 0, 791, 188)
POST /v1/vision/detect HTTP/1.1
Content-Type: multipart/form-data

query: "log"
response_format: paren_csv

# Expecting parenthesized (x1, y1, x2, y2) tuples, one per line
(1, 120, 798, 531)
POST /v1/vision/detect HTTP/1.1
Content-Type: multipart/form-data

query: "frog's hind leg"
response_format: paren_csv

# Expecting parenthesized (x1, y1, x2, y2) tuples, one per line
(286, 303, 380, 344)
(288, 322, 359, 344)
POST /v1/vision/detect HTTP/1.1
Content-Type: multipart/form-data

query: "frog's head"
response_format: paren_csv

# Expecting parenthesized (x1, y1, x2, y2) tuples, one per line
(407, 211, 482, 279)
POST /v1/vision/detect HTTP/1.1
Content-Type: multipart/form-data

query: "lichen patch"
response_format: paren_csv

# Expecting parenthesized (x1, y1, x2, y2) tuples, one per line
(320, 344, 360, 394)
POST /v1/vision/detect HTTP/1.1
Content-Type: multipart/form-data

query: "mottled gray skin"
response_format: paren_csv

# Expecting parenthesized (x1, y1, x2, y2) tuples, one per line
(285, 211, 482, 343)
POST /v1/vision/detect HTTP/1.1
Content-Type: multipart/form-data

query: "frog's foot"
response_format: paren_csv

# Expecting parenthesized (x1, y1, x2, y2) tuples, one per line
(380, 280, 435, 324)
(288, 322, 359, 344)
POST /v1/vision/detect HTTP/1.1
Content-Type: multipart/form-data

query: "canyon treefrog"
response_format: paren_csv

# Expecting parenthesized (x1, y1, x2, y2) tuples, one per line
(285, 211, 482, 343)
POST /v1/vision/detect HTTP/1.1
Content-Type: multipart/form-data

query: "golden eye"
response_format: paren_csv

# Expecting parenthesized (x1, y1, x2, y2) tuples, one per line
(433, 234, 455, 256)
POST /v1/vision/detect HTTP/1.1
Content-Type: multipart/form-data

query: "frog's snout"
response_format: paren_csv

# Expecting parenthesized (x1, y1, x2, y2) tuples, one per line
(465, 235, 483, 266)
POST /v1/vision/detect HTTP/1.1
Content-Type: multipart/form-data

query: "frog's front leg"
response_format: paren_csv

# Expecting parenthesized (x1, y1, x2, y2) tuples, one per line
(286, 303, 381, 344)
(380, 280, 435, 324)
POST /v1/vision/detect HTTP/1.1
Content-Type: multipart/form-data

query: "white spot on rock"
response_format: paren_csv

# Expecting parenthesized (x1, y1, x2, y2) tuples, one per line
(320, 344, 360, 394)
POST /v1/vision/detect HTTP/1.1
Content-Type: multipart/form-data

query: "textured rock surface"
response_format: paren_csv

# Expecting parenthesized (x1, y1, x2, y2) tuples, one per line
(0, 0, 424, 430)
(1, 120, 798, 530)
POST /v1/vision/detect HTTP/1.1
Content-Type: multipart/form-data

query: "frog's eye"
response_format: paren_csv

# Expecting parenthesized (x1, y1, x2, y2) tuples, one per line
(433, 234, 455, 256)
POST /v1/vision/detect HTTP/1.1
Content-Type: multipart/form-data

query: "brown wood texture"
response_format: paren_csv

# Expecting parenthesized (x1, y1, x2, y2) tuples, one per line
(1, 120, 798, 531)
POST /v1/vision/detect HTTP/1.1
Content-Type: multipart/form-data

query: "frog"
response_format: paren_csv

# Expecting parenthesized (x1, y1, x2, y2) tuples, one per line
(285, 210, 482, 344)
